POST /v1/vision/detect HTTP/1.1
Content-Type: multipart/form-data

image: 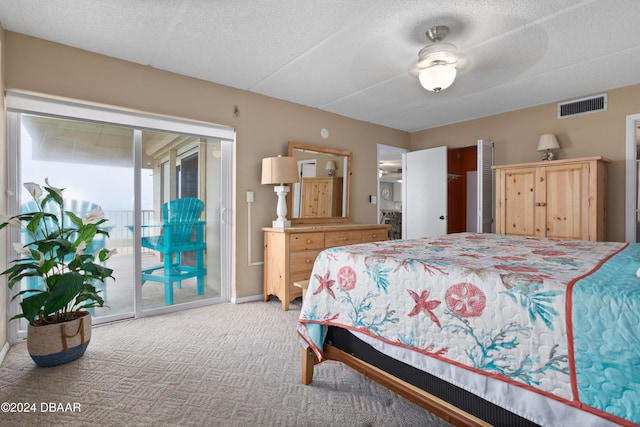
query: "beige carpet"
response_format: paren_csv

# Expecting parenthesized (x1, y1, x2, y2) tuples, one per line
(0, 300, 453, 427)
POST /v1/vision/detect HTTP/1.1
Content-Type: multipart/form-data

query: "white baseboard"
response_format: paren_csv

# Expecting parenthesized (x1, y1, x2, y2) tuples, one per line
(230, 294, 263, 304)
(0, 341, 10, 365)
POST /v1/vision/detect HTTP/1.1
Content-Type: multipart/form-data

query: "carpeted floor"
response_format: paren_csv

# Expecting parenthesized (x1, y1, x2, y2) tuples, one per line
(0, 300, 453, 427)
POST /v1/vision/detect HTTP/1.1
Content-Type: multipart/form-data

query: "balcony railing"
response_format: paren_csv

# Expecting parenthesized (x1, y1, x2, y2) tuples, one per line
(102, 210, 155, 254)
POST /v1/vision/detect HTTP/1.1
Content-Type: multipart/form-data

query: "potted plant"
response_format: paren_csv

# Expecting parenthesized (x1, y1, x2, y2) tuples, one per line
(0, 180, 115, 367)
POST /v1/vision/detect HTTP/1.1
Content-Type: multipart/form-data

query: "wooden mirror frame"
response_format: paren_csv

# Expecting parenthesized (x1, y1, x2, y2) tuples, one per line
(288, 141, 352, 225)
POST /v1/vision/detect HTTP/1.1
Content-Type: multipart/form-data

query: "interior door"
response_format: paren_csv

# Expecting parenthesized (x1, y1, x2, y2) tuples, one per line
(292, 160, 316, 217)
(403, 146, 448, 239)
(477, 139, 494, 233)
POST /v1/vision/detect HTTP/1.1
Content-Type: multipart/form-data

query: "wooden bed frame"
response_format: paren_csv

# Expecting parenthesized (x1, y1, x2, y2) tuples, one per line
(301, 326, 539, 427)
(296, 279, 495, 427)
(295, 275, 540, 426)
(302, 346, 489, 427)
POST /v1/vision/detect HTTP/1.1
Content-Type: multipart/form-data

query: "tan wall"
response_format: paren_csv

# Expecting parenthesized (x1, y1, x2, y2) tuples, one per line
(2, 31, 410, 301)
(410, 85, 640, 242)
(0, 24, 7, 351)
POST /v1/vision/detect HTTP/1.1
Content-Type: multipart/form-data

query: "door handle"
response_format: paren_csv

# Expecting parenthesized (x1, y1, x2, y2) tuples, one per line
(220, 207, 227, 224)
(439, 215, 445, 220)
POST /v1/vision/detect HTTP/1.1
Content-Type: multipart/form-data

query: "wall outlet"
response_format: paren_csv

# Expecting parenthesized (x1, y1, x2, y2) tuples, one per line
(369, 195, 377, 204)
(246, 191, 254, 203)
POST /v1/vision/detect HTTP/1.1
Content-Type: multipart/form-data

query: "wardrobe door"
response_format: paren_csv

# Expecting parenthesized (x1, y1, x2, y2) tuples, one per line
(544, 163, 589, 240)
(497, 167, 537, 236)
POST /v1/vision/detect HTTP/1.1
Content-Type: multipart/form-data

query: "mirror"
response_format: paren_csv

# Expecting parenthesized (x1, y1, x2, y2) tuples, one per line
(288, 141, 351, 224)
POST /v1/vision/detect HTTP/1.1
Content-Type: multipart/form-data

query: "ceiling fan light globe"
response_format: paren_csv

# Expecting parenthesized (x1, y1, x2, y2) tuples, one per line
(419, 64, 457, 92)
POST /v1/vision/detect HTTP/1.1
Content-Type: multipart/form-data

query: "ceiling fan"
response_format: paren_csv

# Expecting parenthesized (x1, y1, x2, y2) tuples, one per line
(415, 26, 460, 92)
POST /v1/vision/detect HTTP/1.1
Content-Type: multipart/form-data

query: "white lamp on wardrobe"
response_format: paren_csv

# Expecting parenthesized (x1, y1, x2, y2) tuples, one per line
(537, 134, 560, 161)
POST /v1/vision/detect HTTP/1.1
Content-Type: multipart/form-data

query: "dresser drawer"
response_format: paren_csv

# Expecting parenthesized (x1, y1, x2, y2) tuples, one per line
(325, 230, 362, 248)
(361, 228, 387, 243)
(290, 249, 322, 273)
(290, 232, 324, 251)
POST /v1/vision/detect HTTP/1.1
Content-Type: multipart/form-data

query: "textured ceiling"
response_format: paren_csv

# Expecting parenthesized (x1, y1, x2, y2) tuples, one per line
(0, 0, 639, 132)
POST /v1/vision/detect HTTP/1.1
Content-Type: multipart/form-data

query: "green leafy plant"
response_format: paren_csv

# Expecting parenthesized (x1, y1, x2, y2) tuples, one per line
(0, 180, 116, 325)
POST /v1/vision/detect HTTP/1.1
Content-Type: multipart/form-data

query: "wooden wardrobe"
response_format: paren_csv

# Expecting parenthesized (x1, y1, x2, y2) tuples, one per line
(300, 177, 343, 218)
(493, 156, 608, 241)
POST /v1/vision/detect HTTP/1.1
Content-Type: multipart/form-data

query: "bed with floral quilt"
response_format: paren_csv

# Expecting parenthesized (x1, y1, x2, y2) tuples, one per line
(297, 232, 640, 427)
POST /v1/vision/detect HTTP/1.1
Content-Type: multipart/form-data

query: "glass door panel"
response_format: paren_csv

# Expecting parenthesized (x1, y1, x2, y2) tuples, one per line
(140, 132, 221, 310)
(18, 114, 136, 326)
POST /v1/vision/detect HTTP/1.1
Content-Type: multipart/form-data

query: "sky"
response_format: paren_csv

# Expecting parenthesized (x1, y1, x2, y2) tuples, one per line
(21, 123, 154, 212)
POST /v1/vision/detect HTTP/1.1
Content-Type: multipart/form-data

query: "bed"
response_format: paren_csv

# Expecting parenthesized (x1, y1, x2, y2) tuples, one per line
(297, 232, 640, 427)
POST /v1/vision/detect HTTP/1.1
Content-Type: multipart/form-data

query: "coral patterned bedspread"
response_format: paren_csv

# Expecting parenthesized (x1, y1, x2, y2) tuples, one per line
(297, 233, 640, 426)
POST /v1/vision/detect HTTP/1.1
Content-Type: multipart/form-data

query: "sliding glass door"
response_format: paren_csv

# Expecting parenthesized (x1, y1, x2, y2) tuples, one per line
(6, 93, 233, 340)
(140, 131, 223, 310)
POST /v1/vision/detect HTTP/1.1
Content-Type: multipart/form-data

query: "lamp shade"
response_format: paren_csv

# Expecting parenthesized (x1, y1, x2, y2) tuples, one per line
(537, 134, 560, 151)
(261, 156, 299, 185)
(419, 63, 457, 92)
(325, 160, 337, 171)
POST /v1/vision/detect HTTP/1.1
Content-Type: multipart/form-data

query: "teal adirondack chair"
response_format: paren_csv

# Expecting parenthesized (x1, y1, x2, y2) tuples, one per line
(141, 197, 207, 305)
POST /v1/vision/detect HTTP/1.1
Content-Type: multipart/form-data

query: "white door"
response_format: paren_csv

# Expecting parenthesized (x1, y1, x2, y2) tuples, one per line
(625, 114, 640, 242)
(292, 160, 316, 217)
(403, 146, 448, 239)
(477, 139, 495, 233)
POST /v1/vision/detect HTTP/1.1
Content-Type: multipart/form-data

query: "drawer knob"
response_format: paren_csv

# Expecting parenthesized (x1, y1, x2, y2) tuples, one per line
(372, 234, 377, 238)
(305, 259, 312, 264)
(306, 239, 312, 244)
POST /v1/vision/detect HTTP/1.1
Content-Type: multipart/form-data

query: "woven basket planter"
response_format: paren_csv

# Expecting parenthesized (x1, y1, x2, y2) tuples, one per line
(27, 311, 92, 367)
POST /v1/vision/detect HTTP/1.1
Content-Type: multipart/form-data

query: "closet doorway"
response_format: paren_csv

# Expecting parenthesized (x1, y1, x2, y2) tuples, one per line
(447, 145, 478, 234)
(401, 140, 494, 239)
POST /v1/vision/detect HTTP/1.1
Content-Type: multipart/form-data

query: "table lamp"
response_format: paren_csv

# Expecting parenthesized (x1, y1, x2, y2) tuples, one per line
(537, 134, 560, 161)
(261, 155, 299, 228)
(325, 160, 337, 176)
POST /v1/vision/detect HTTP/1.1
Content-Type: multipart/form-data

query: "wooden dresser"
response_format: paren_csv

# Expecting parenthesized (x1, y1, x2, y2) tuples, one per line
(493, 156, 608, 241)
(263, 223, 389, 310)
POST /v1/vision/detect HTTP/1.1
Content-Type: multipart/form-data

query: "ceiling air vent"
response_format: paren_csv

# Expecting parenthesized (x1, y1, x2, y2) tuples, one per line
(558, 93, 607, 119)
